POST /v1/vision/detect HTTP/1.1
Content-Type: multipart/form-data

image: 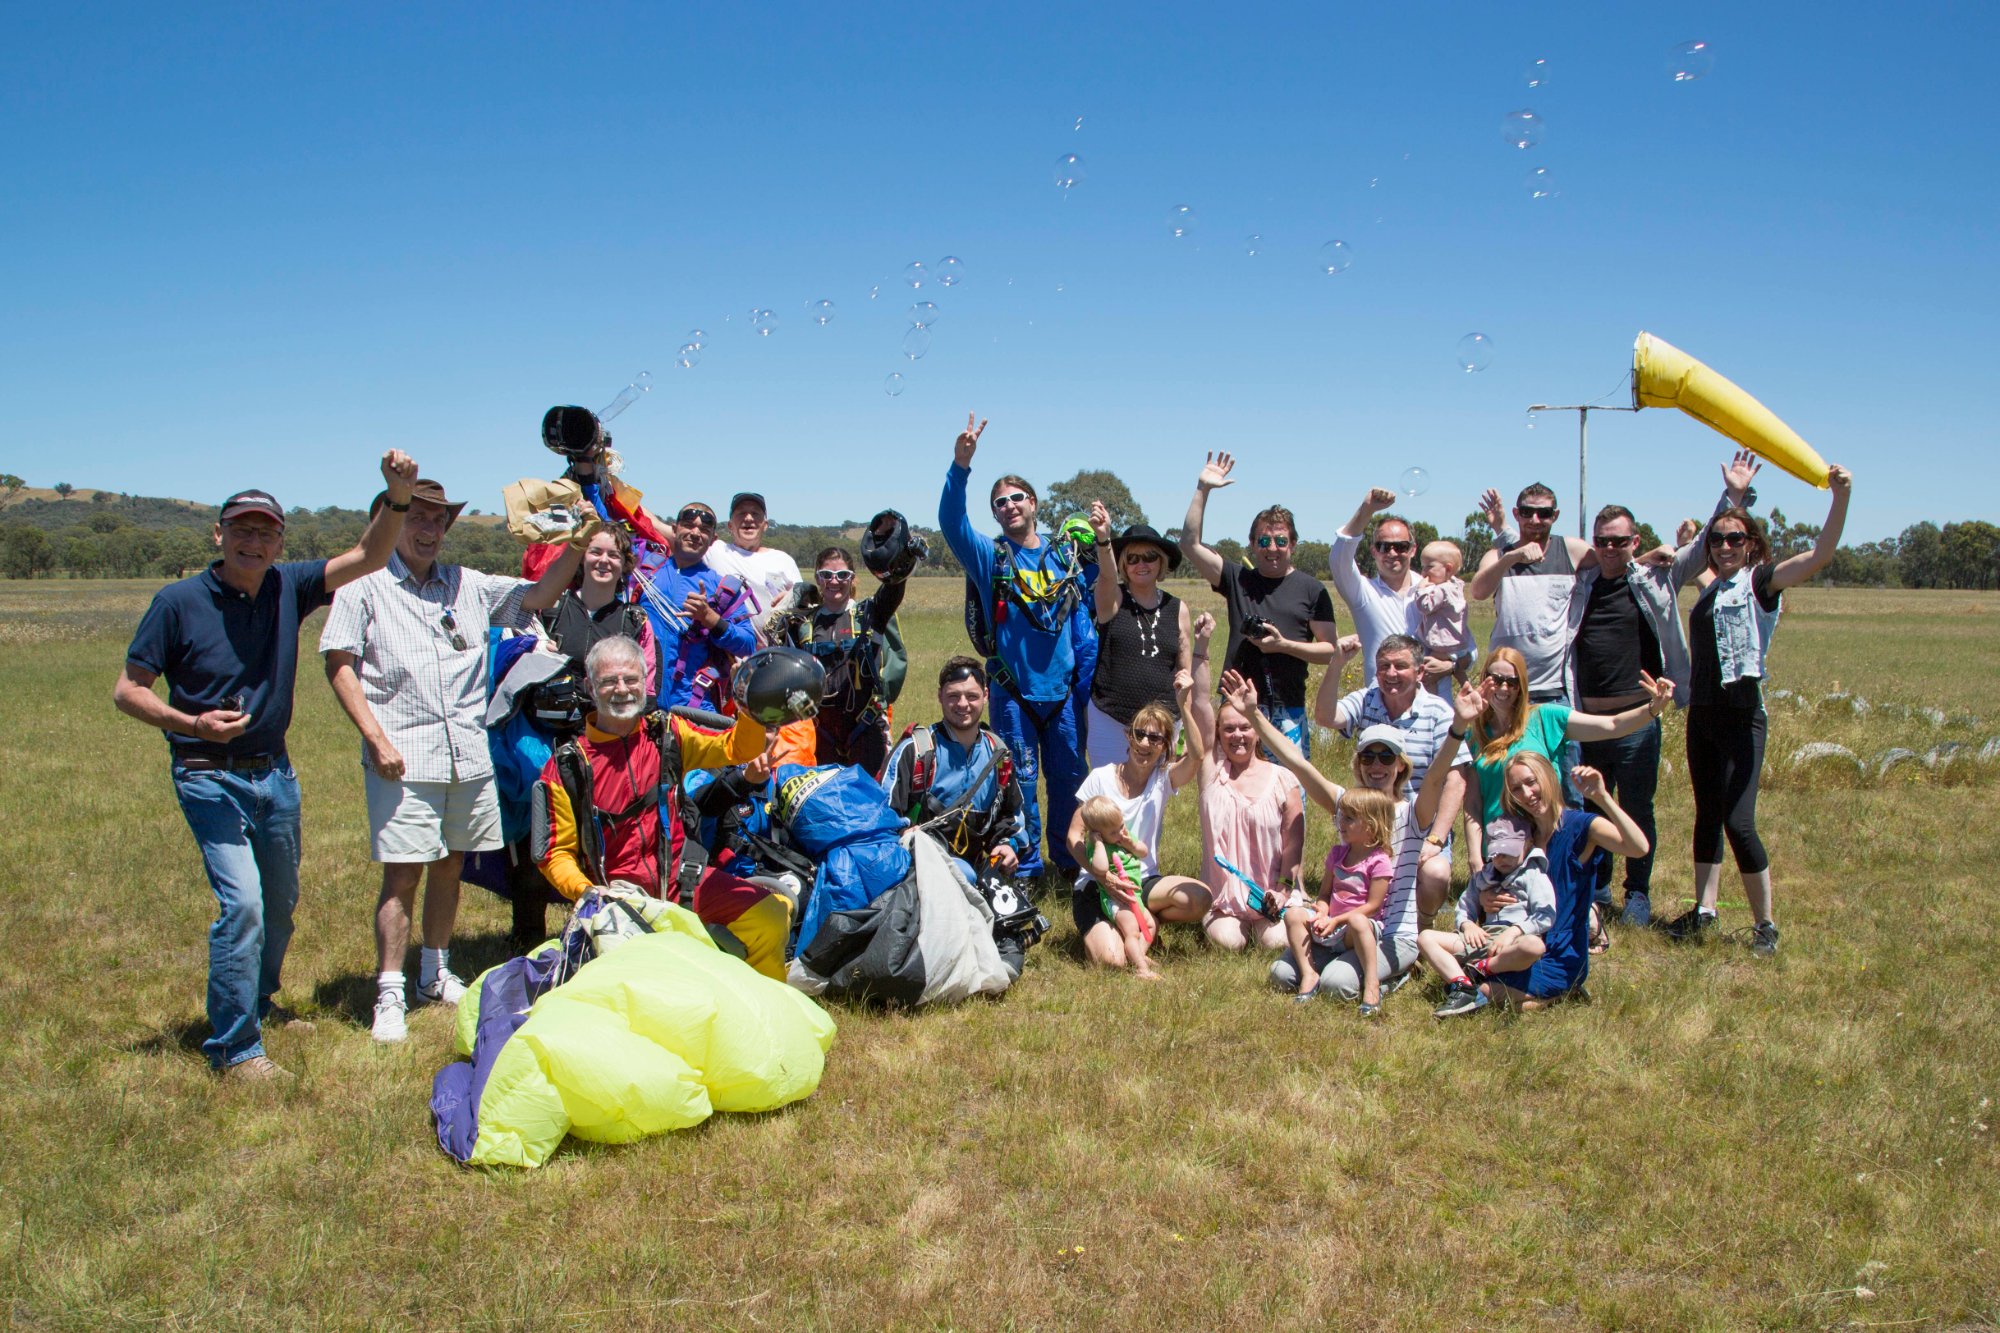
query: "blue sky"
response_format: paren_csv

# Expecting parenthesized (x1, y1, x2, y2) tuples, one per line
(5, 1, 1993, 545)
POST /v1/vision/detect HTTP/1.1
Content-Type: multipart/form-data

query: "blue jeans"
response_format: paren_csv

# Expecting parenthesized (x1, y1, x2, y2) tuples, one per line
(1261, 703, 1310, 761)
(1579, 721, 1660, 903)
(172, 762, 303, 1068)
(989, 681, 1090, 877)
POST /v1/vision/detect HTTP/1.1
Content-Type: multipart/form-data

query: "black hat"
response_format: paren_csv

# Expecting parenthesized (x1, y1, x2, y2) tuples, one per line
(1110, 523, 1180, 571)
(219, 490, 285, 528)
(728, 492, 767, 517)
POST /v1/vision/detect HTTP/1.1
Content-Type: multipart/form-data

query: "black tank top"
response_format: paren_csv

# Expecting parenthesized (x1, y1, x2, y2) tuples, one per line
(1091, 589, 1182, 726)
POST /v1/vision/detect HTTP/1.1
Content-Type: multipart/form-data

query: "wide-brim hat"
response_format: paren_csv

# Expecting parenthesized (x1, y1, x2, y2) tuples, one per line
(371, 478, 467, 521)
(1110, 523, 1181, 571)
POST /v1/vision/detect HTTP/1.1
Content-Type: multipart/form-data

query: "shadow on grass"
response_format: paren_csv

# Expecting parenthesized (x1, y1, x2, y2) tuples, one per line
(311, 929, 528, 1027)
(126, 1018, 209, 1060)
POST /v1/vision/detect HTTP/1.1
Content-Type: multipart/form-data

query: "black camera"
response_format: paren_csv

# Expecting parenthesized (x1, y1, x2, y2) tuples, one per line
(541, 405, 607, 462)
(1242, 614, 1273, 641)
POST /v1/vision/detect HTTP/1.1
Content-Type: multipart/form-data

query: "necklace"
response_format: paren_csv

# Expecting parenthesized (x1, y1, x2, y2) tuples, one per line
(1128, 592, 1163, 659)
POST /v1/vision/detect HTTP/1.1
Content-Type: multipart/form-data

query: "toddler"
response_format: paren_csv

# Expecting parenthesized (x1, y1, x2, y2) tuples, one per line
(1282, 787, 1397, 1014)
(1415, 539, 1474, 695)
(1080, 795, 1161, 980)
(1416, 815, 1557, 1017)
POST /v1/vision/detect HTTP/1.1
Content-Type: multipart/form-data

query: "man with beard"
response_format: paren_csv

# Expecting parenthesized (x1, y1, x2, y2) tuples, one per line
(533, 635, 791, 978)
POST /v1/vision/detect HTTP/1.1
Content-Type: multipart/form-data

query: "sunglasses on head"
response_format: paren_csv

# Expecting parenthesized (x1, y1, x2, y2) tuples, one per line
(1256, 534, 1291, 549)
(1593, 534, 1634, 549)
(1518, 504, 1558, 520)
(1357, 747, 1398, 765)
(1708, 530, 1750, 548)
(815, 568, 855, 584)
(1130, 727, 1168, 745)
(676, 507, 716, 531)
(1373, 540, 1413, 555)
(990, 491, 1029, 509)
(941, 664, 985, 687)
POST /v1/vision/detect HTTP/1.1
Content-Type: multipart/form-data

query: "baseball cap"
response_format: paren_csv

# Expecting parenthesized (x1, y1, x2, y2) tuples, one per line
(1353, 723, 1408, 758)
(219, 490, 285, 527)
(728, 492, 767, 517)
(1484, 815, 1532, 860)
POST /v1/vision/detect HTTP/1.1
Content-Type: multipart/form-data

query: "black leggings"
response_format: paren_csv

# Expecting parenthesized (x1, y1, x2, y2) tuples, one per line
(1684, 704, 1768, 873)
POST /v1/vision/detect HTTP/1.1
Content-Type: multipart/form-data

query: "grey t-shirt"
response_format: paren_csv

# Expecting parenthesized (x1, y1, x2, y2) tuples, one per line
(1488, 538, 1576, 697)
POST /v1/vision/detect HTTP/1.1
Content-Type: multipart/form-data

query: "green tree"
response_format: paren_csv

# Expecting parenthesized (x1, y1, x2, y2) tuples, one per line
(90, 489, 110, 507)
(1042, 470, 1147, 534)
(1898, 522, 1943, 588)
(156, 530, 212, 579)
(1939, 520, 2000, 590)
(1460, 511, 1502, 569)
(1, 525, 55, 578)
(86, 510, 124, 535)
(53, 482, 75, 501)
(0, 474, 23, 505)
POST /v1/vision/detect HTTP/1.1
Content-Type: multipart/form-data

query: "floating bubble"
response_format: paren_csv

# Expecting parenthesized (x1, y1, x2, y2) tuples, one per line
(1168, 204, 1194, 238)
(1073, 116, 1083, 132)
(807, 298, 836, 326)
(901, 325, 931, 361)
(685, 328, 707, 349)
(1457, 332, 1494, 373)
(1667, 40, 1713, 82)
(1526, 166, 1555, 199)
(1399, 466, 1432, 498)
(598, 371, 652, 422)
(903, 261, 926, 289)
(1054, 153, 1084, 191)
(674, 343, 700, 369)
(1319, 239, 1353, 275)
(906, 300, 939, 329)
(1526, 411, 1537, 431)
(885, 372, 906, 397)
(1525, 57, 1550, 90)
(936, 256, 964, 287)
(1502, 109, 1543, 150)
(1245, 233, 1262, 256)
(752, 309, 777, 337)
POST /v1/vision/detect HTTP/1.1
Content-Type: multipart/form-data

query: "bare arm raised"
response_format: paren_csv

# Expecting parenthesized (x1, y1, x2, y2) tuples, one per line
(1177, 452, 1233, 588)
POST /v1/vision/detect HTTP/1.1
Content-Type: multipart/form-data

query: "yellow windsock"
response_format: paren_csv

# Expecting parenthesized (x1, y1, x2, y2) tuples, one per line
(1632, 332, 1830, 488)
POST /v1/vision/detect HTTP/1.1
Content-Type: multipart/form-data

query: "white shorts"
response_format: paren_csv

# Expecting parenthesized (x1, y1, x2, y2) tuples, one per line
(364, 771, 502, 863)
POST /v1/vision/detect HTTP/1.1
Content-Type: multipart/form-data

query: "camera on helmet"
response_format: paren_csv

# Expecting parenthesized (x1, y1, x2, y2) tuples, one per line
(542, 405, 608, 462)
(860, 509, 928, 585)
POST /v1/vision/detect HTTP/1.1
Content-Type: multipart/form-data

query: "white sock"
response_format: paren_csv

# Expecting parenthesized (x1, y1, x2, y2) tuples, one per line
(420, 947, 449, 987)
(378, 971, 405, 1000)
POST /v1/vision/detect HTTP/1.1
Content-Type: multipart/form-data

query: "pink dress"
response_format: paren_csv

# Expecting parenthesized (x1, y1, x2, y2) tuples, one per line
(1199, 762, 1303, 924)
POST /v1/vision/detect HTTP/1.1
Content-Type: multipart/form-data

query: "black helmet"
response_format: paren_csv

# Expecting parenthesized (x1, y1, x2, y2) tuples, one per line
(732, 647, 827, 725)
(542, 405, 607, 461)
(860, 509, 927, 583)
(526, 668, 591, 735)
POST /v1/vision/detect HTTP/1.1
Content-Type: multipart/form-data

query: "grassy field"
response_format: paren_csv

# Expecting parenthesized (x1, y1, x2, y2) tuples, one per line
(2, 576, 1997, 1331)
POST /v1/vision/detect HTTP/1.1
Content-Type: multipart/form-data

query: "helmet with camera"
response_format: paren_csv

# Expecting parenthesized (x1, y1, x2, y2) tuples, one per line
(731, 646, 827, 725)
(860, 509, 927, 584)
(541, 405, 607, 462)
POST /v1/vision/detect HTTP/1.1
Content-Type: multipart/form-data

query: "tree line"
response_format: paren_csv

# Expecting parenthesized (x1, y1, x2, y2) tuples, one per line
(2, 470, 1996, 591)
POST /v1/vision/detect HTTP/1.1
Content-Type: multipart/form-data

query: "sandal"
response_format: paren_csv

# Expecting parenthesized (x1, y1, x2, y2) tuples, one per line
(1587, 905, 1611, 955)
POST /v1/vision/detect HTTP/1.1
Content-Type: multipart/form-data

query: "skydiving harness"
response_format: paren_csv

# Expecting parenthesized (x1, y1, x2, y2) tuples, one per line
(891, 723, 1019, 862)
(963, 533, 1087, 704)
(535, 710, 702, 899)
(775, 598, 908, 727)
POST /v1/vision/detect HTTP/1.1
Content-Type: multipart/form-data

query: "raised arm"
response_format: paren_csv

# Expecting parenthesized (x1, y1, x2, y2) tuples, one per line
(1563, 673, 1674, 741)
(1221, 669, 1340, 815)
(1415, 680, 1483, 828)
(1088, 501, 1121, 624)
(1166, 666, 1206, 790)
(1187, 610, 1217, 748)
(324, 451, 419, 591)
(1768, 465, 1853, 593)
(938, 413, 994, 578)
(1177, 452, 1232, 587)
(1311, 635, 1361, 729)
(519, 537, 588, 613)
(1576, 764, 1649, 860)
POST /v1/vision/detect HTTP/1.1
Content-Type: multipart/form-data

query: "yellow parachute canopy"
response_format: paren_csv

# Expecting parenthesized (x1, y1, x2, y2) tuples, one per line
(1632, 332, 1830, 489)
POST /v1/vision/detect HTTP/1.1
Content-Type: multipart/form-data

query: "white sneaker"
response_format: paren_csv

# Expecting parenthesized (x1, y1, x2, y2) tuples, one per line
(417, 967, 467, 1007)
(371, 990, 408, 1042)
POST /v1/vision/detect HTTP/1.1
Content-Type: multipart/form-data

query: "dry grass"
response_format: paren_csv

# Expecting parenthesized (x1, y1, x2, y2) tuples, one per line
(2, 577, 1998, 1331)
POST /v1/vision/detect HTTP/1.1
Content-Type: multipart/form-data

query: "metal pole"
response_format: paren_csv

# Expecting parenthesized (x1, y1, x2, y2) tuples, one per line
(1578, 407, 1589, 539)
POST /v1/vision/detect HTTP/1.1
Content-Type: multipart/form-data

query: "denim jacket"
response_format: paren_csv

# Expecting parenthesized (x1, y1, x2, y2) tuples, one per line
(1706, 563, 1782, 687)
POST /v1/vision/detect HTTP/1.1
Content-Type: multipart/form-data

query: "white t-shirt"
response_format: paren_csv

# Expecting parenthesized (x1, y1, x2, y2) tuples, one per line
(1328, 531, 1421, 685)
(1072, 761, 1174, 886)
(704, 542, 802, 637)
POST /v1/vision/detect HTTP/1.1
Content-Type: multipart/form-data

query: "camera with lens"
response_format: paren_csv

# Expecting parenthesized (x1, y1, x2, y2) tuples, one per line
(541, 405, 608, 464)
(1242, 614, 1274, 641)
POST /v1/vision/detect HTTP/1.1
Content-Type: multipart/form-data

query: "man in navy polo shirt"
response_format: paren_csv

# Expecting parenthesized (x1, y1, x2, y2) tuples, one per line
(115, 451, 419, 1081)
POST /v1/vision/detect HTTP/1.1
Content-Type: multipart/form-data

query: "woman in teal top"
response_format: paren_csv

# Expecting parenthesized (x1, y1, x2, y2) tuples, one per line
(1464, 647, 1672, 867)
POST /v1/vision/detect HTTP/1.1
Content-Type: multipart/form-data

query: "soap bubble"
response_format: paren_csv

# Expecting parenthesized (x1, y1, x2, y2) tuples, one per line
(1667, 40, 1713, 82)
(1502, 109, 1543, 149)
(806, 298, 835, 326)
(1054, 153, 1084, 191)
(903, 261, 926, 289)
(936, 256, 964, 287)
(685, 329, 707, 349)
(1399, 466, 1432, 498)
(1525, 57, 1550, 90)
(906, 301, 939, 329)
(1073, 116, 1083, 131)
(1526, 166, 1555, 199)
(1168, 204, 1194, 238)
(752, 309, 777, 337)
(885, 372, 907, 397)
(1245, 233, 1262, 256)
(598, 371, 652, 422)
(674, 344, 700, 369)
(1456, 332, 1494, 372)
(901, 326, 931, 361)
(1319, 240, 1353, 275)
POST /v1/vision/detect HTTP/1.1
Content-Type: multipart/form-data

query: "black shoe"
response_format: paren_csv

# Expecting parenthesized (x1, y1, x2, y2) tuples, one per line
(1749, 921, 1779, 957)
(1433, 981, 1481, 1018)
(1659, 907, 1717, 942)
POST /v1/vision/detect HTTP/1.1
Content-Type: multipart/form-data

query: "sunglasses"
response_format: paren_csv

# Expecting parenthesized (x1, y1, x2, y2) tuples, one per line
(1518, 505, 1558, 520)
(1373, 540, 1413, 555)
(1130, 728, 1168, 745)
(815, 569, 855, 584)
(1123, 550, 1164, 566)
(676, 507, 716, 532)
(1708, 531, 1750, 548)
(1484, 674, 1520, 688)
(1593, 535, 1634, 549)
(439, 609, 468, 652)
(941, 665, 985, 687)
(990, 491, 1030, 509)
(1357, 747, 1399, 765)
(1256, 535, 1291, 549)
